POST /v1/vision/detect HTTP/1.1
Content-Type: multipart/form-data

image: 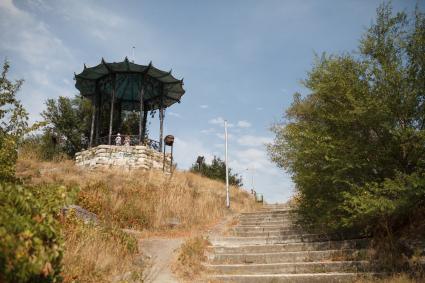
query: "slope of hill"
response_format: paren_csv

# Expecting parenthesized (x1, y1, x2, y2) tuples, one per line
(16, 155, 257, 282)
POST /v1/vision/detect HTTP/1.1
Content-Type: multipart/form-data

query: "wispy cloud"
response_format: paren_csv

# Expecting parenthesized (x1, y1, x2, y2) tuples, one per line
(237, 120, 251, 128)
(237, 135, 273, 147)
(200, 104, 208, 109)
(200, 128, 215, 134)
(209, 116, 234, 127)
(168, 111, 181, 118)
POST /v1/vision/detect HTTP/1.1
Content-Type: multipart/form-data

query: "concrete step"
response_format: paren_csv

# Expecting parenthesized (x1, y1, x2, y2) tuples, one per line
(208, 272, 376, 283)
(237, 223, 298, 229)
(240, 220, 295, 226)
(241, 210, 294, 216)
(239, 216, 297, 222)
(234, 229, 304, 237)
(234, 226, 301, 234)
(205, 260, 370, 275)
(210, 234, 338, 246)
(208, 249, 366, 264)
(211, 239, 370, 254)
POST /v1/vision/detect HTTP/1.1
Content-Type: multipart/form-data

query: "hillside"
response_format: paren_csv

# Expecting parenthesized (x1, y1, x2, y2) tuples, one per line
(15, 155, 257, 282)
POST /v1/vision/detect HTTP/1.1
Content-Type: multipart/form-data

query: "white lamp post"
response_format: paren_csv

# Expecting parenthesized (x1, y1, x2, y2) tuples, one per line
(224, 120, 230, 208)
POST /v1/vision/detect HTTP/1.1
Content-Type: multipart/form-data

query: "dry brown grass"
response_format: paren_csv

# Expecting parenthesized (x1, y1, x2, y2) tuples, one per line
(61, 213, 143, 283)
(173, 236, 210, 281)
(17, 153, 257, 282)
(17, 157, 257, 234)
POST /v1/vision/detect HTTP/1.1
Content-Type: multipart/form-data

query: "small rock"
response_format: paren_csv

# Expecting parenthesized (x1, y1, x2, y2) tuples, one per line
(61, 205, 98, 224)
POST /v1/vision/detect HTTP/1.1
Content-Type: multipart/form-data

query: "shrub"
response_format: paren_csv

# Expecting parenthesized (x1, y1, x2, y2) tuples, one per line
(190, 156, 243, 187)
(0, 182, 72, 283)
(268, 4, 425, 234)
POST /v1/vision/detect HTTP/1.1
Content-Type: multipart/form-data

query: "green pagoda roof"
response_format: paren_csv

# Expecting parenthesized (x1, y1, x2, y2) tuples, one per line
(74, 58, 185, 111)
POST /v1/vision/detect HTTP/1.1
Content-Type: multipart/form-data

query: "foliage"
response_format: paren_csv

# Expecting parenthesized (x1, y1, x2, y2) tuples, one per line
(268, 4, 425, 233)
(42, 96, 92, 157)
(0, 60, 29, 180)
(0, 182, 74, 283)
(190, 156, 243, 187)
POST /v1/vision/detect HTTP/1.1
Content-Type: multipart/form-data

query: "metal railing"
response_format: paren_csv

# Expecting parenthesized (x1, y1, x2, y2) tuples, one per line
(93, 135, 161, 151)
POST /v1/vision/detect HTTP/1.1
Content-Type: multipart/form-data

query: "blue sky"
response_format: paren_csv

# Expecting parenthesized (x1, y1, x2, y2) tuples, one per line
(0, 0, 421, 202)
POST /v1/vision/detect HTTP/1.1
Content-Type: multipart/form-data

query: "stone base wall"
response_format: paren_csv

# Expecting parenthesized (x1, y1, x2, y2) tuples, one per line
(75, 145, 171, 171)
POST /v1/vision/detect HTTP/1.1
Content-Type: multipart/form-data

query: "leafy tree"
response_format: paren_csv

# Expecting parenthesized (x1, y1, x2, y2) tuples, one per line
(268, 4, 425, 233)
(42, 96, 92, 157)
(0, 60, 29, 180)
(191, 156, 243, 187)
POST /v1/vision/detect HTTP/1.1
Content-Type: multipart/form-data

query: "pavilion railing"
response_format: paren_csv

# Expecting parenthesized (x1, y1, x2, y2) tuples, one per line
(94, 135, 161, 151)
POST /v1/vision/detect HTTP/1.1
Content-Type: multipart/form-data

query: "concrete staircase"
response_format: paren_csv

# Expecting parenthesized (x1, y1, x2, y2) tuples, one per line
(205, 204, 373, 282)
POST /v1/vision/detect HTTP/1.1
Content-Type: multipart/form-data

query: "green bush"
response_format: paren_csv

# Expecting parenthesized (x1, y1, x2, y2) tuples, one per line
(268, 4, 425, 234)
(0, 182, 73, 283)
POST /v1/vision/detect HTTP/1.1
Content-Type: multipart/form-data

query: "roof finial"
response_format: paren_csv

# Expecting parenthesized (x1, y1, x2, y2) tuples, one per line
(83, 63, 87, 69)
(132, 46, 135, 63)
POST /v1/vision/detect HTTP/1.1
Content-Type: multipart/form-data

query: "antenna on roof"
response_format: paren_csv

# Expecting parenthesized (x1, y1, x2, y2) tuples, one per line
(132, 46, 135, 63)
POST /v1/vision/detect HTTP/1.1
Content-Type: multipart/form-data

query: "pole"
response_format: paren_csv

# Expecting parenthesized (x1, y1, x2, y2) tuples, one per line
(89, 98, 95, 148)
(159, 106, 164, 152)
(225, 120, 230, 208)
(108, 77, 116, 145)
(170, 144, 173, 173)
(138, 86, 144, 143)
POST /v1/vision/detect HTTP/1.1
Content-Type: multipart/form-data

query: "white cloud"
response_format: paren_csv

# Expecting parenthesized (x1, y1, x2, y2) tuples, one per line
(0, 0, 77, 121)
(200, 128, 215, 134)
(209, 117, 234, 127)
(237, 120, 251, 128)
(256, 107, 264, 111)
(237, 135, 273, 147)
(173, 137, 214, 168)
(168, 111, 181, 118)
(200, 104, 208, 109)
(209, 116, 225, 125)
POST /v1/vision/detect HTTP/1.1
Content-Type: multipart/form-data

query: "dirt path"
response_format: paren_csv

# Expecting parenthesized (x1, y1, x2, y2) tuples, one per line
(140, 237, 184, 283)
(136, 214, 237, 283)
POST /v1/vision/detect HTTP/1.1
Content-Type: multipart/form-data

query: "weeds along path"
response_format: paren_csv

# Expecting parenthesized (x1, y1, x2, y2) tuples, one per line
(139, 213, 239, 283)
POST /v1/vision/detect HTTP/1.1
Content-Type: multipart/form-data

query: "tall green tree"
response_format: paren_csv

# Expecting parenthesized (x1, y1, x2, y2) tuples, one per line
(0, 60, 29, 180)
(268, 4, 425, 233)
(42, 96, 92, 157)
(191, 156, 243, 187)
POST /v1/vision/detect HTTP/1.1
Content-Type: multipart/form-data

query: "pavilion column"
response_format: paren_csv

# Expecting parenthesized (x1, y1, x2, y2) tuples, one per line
(108, 76, 116, 145)
(159, 104, 164, 152)
(138, 86, 145, 143)
(95, 91, 101, 145)
(117, 101, 122, 133)
(89, 96, 96, 148)
(141, 109, 147, 143)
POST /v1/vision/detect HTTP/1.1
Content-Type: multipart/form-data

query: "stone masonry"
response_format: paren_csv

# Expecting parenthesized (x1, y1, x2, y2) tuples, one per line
(75, 145, 171, 171)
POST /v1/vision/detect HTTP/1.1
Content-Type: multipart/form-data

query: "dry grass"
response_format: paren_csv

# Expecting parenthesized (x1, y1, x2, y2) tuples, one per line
(16, 154, 258, 282)
(17, 157, 257, 234)
(173, 236, 210, 281)
(61, 213, 143, 283)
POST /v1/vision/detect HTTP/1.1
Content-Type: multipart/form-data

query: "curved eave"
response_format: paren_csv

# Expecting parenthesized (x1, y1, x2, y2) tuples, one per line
(75, 59, 183, 85)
